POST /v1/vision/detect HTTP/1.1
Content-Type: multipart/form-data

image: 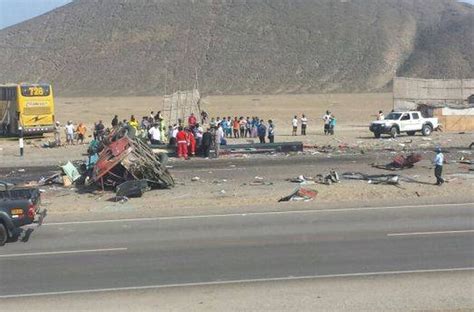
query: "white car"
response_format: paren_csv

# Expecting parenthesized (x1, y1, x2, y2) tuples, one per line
(369, 111, 439, 138)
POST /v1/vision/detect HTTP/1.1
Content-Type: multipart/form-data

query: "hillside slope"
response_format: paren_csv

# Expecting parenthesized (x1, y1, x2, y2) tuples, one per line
(0, 0, 472, 96)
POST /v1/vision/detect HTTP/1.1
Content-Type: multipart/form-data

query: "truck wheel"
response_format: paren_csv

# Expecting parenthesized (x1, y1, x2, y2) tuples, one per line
(374, 132, 381, 139)
(407, 131, 416, 136)
(390, 127, 398, 138)
(0, 223, 8, 246)
(422, 124, 432, 136)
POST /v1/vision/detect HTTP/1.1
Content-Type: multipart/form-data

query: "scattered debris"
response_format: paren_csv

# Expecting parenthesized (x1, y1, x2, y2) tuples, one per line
(342, 172, 400, 185)
(116, 180, 150, 198)
(324, 170, 340, 185)
(39, 173, 63, 186)
(279, 187, 318, 202)
(372, 153, 422, 171)
(61, 161, 81, 182)
(191, 176, 201, 182)
(212, 179, 227, 184)
(249, 176, 273, 186)
(62, 176, 72, 187)
(17, 169, 25, 173)
(288, 175, 312, 183)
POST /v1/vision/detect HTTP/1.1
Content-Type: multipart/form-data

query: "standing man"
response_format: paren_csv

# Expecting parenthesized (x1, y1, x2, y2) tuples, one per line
(96, 120, 105, 141)
(292, 115, 298, 136)
(201, 128, 212, 158)
(245, 117, 251, 138)
(111, 115, 118, 128)
(268, 120, 275, 143)
(329, 114, 336, 135)
(239, 117, 247, 138)
(65, 121, 75, 145)
(258, 120, 267, 144)
(377, 110, 385, 121)
(323, 110, 331, 135)
(176, 127, 188, 159)
(54, 121, 61, 146)
(128, 115, 139, 130)
(148, 123, 161, 145)
(188, 113, 197, 129)
(76, 123, 87, 144)
(433, 147, 445, 185)
(233, 117, 240, 138)
(300, 114, 308, 135)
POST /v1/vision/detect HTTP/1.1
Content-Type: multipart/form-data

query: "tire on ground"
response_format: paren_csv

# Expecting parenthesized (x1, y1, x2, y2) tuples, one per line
(374, 132, 381, 138)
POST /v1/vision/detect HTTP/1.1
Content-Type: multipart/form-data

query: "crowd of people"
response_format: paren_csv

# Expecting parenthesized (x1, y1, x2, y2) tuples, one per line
(52, 108, 343, 159)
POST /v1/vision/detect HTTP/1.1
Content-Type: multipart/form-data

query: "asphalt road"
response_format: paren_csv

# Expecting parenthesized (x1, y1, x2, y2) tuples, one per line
(0, 202, 473, 298)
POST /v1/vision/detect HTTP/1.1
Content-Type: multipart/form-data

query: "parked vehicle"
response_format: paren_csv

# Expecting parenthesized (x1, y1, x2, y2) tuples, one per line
(0, 181, 46, 246)
(369, 111, 439, 138)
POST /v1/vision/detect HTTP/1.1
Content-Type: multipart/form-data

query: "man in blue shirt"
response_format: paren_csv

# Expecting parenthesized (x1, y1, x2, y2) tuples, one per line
(433, 147, 444, 185)
(257, 120, 267, 144)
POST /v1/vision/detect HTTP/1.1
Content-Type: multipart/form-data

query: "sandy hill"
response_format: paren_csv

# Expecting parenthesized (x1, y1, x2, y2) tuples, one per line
(0, 0, 472, 96)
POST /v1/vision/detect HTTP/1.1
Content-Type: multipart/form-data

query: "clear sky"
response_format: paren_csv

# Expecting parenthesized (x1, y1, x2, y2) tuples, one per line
(0, 0, 473, 30)
(0, 0, 72, 29)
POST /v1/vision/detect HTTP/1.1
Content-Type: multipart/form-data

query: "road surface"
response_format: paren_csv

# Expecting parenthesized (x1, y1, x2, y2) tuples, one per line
(0, 202, 473, 298)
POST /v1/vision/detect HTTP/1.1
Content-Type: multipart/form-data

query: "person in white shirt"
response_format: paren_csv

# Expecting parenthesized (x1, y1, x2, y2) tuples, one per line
(216, 124, 225, 145)
(433, 147, 445, 185)
(148, 123, 161, 145)
(323, 111, 331, 135)
(300, 114, 308, 135)
(292, 116, 298, 136)
(65, 121, 75, 145)
(377, 110, 385, 121)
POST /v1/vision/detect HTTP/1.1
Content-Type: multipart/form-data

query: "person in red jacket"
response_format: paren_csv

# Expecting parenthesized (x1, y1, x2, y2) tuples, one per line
(186, 128, 196, 156)
(188, 113, 197, 129)
(176, 127, 188, 159)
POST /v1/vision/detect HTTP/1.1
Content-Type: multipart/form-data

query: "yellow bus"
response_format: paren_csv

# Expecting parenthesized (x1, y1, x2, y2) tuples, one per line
(0, 83, 55, 135)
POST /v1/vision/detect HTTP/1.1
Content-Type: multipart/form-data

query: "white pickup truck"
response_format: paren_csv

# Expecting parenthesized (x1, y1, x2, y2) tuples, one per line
(369, 111, 439, 138)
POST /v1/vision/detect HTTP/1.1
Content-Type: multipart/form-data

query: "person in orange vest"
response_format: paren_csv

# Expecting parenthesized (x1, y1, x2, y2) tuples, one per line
(186, 128, 196, 156)
(176, 126, 188, 159)
(76, 123, 87, 144)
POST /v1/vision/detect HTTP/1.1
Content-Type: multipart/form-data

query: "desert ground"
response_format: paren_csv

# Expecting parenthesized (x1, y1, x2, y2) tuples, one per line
(0, 93, 473, 219)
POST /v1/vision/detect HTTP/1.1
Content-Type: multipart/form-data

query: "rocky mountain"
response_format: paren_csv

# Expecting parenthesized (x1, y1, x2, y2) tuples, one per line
(0, 0, 472, 96)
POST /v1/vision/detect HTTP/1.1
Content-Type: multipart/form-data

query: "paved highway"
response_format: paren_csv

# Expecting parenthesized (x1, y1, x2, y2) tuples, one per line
(0, 202, 473, 298)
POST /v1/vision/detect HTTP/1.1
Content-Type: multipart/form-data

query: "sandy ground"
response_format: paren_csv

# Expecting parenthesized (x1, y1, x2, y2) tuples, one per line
(3, 271, 473, 312)
(0, 93, 473, 218)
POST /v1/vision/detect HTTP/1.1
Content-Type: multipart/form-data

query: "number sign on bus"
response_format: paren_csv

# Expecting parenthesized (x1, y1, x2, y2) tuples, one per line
(20, 85, 51, 97)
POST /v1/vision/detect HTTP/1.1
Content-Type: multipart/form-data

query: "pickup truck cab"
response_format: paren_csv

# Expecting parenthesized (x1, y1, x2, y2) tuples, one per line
(0, 181, 46, 246)
(369, 111, 439, 138)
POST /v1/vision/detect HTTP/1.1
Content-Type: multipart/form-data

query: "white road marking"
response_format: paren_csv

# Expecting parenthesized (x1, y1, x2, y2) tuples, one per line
(43, 202, 474, 226)
(0, 267, 473, 299)
(388, 229, 474, 237)
(0, 247, 127, 258)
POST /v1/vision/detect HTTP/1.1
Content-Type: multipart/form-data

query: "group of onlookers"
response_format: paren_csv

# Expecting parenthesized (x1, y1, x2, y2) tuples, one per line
(53, 120, 87, 146)
(204, 116, 276, 144)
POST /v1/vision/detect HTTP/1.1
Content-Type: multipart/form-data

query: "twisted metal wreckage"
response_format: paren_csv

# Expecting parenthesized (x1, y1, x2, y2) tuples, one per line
(89, 127, 174, 191)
